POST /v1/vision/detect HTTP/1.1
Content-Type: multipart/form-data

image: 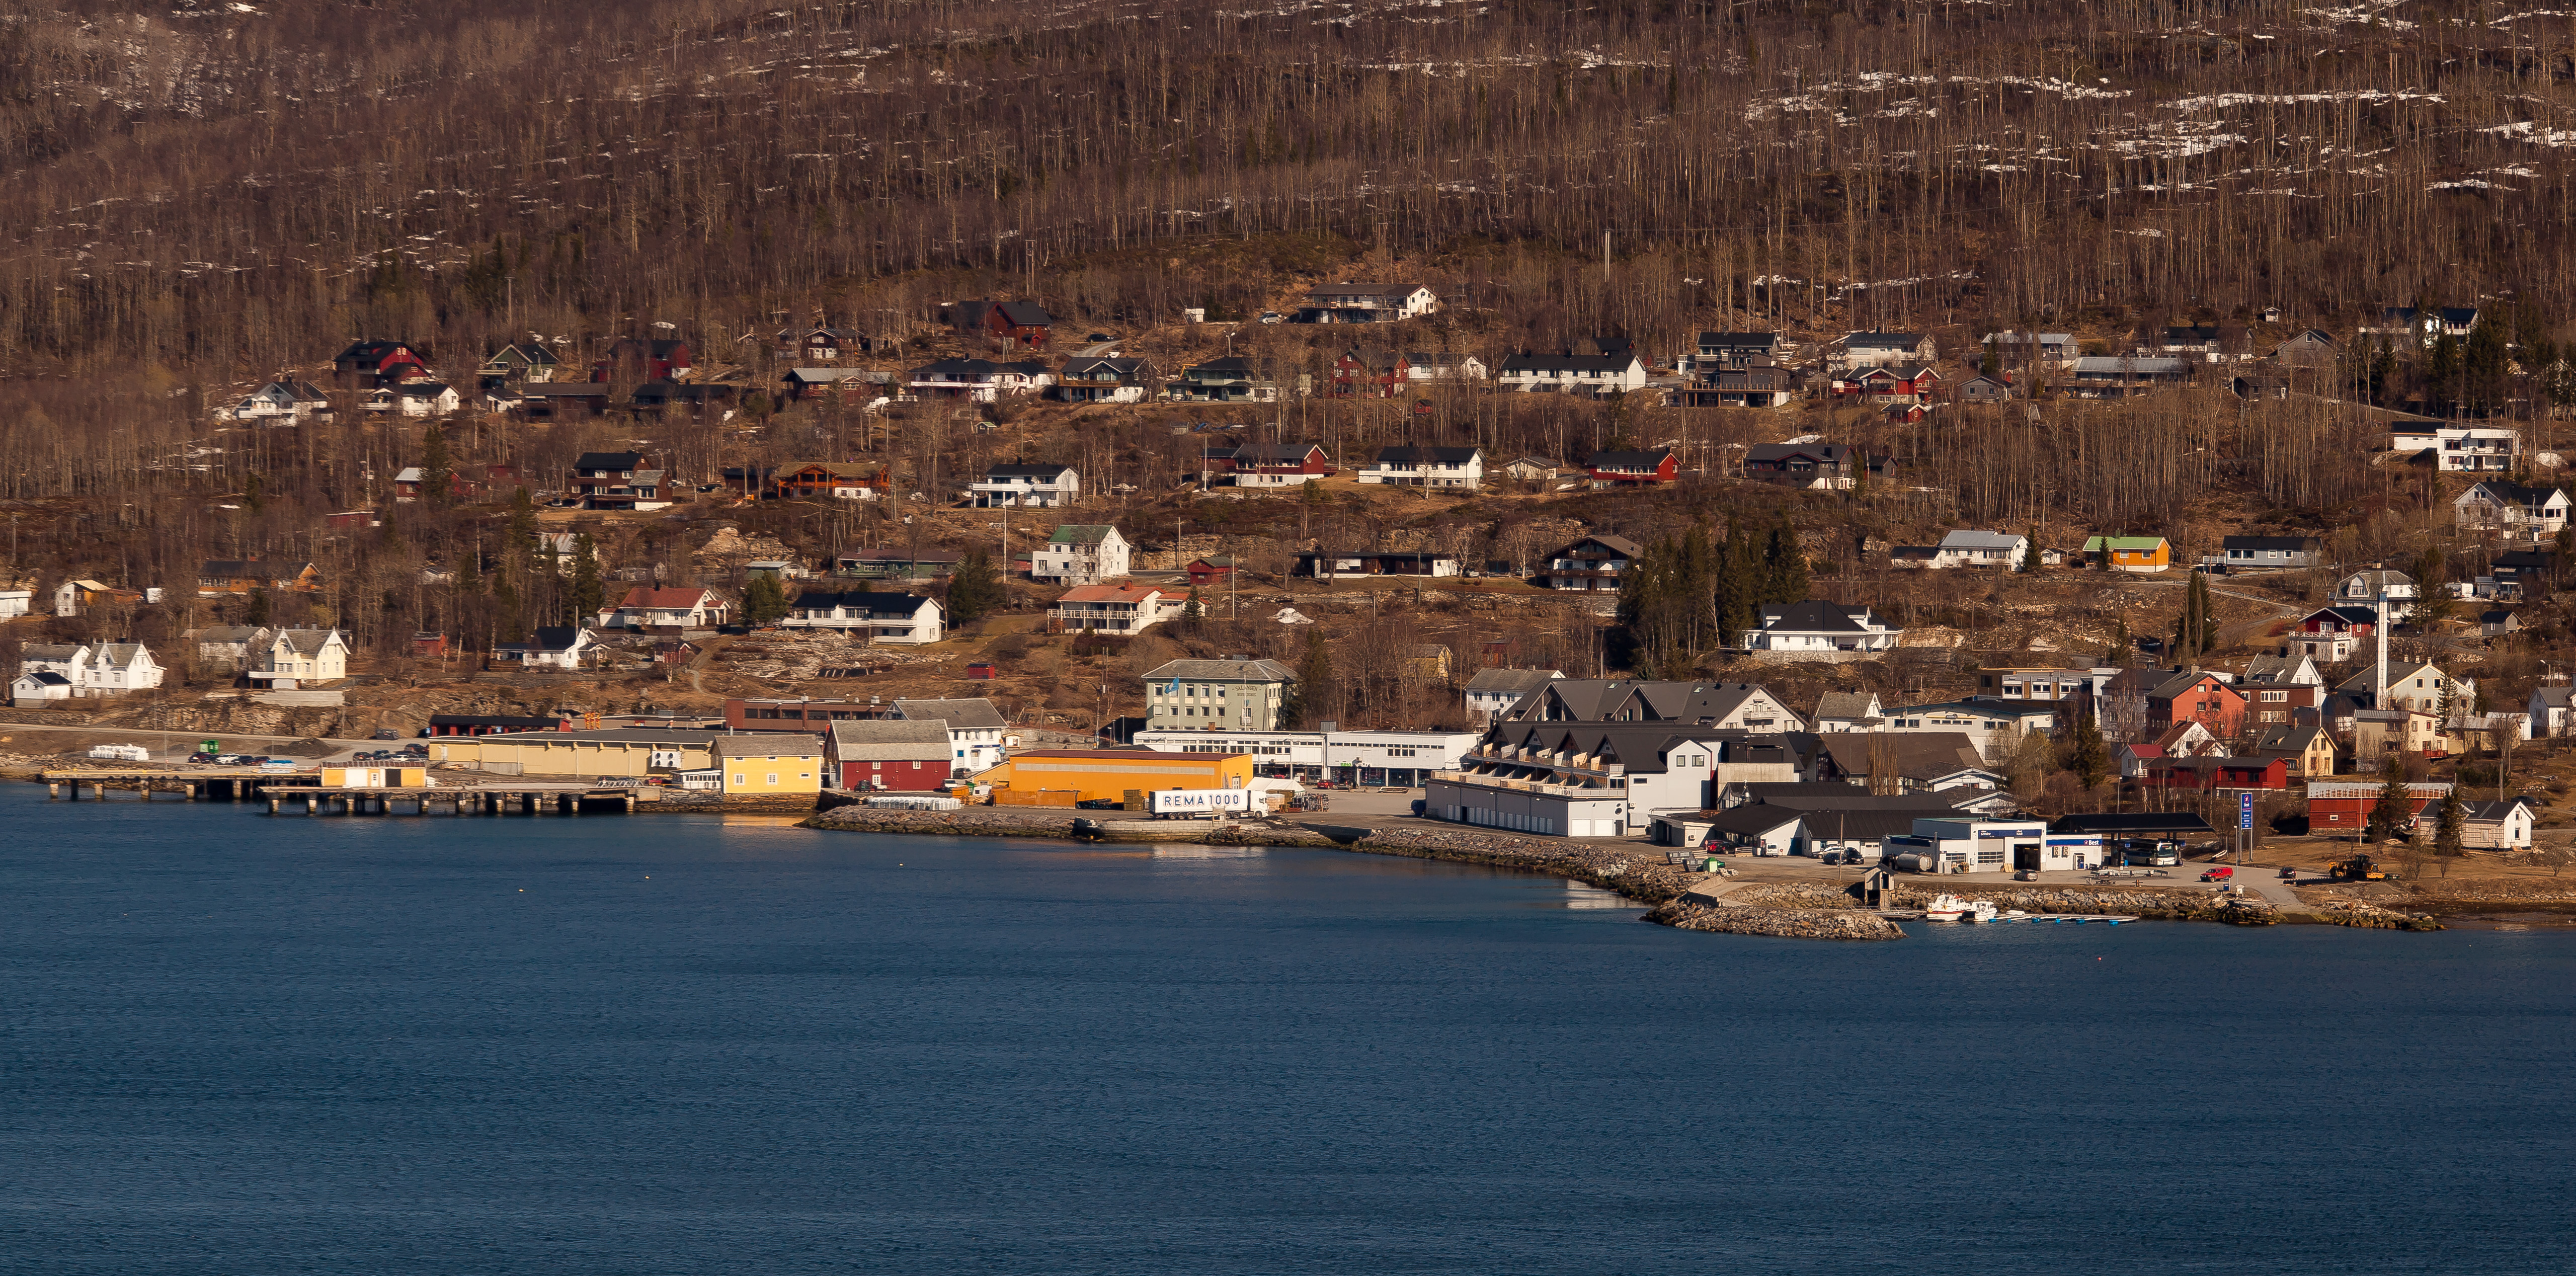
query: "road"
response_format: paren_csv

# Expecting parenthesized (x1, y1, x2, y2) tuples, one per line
(1070, 340, 1122, 358)
(0, 720, 390, 764)
(2127, 574, 2306, 646)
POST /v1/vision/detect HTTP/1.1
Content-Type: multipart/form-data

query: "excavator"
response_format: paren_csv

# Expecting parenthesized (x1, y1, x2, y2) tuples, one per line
(2329, 853, 2390, 882)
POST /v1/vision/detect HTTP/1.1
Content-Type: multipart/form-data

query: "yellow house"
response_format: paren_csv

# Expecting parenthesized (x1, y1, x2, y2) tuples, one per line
(972, 747, 1253, 805)
(714, 736, 823, 795)
(2081, 535, 2172, 574)
(430, 729, 740, 778)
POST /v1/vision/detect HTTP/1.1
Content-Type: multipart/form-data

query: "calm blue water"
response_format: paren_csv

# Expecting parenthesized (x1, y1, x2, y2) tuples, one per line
(3, 784, 2573, 1273)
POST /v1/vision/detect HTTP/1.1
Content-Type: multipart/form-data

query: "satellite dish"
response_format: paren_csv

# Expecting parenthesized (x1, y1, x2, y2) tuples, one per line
(652, 321, 678, 330)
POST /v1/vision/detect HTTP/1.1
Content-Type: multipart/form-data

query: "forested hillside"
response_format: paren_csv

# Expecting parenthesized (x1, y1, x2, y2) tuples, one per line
(6, 0, 2574, 385)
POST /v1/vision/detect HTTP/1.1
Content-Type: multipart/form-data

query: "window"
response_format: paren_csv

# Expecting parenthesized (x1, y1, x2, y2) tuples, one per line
(767, 773, 779, 785)
(733, 774, 745, 785)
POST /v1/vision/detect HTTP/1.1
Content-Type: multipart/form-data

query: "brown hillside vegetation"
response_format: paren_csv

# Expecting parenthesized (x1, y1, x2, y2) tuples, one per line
(6, 0, 2576, 377)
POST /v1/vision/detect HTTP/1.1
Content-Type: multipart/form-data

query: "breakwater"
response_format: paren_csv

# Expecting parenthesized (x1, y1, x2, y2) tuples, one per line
(792, 806, 2463, 940)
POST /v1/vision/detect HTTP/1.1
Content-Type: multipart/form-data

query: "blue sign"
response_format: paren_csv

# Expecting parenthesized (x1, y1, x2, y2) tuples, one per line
(2239, 792, 2255, 830)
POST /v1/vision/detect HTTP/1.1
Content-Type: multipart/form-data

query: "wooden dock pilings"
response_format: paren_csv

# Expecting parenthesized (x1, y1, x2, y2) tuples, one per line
(39, 769, 639, 815)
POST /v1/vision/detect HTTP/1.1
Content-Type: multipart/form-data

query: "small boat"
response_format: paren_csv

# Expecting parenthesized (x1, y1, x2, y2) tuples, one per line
(1958, 899, 2000, 923)
(1923, 894, 1982, 922)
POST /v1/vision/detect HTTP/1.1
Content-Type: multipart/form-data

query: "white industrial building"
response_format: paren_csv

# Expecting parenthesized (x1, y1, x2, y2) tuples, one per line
(1134, 727, 1482, 787)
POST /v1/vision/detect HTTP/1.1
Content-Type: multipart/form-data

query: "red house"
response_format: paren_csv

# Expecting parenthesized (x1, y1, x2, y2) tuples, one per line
(331, 340, 433, 387)
(1186, 556, 1237, 586)
(2291, 606, 2378, 662)
(946, 299, 1054, 348)
(2146, 670, 2246, 739)
(411, 631, 450, 658)
(1834, 364, 1941, 404)
(2139, 755, 2289, 791)
(592, 338, 692, 382)
(824, 720, 955, 790)
(1584, 447, 1680, 486)
(1331, 349, 1409, 397)
(2306, 780, 2451, 837)
(1204, 442, 1334, 488)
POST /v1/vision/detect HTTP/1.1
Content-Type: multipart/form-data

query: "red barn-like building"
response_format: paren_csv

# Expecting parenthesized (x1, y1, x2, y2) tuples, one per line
(1584, 447, 1680, 486)
(824, 720, 955, 790)
(2306, 780, 2452, 838)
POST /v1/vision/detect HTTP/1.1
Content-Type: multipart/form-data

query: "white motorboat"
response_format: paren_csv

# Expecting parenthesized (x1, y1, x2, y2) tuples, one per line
(1924, 895, 1998, 923)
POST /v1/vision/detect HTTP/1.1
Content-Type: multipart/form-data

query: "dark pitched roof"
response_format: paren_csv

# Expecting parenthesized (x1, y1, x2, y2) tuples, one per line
(1753, 600, 1879, 633)
(2049, 812, 2216, 836)
(1373, 445, 1480, 464)
(993, 301, 1054, 327)
(575, 451, 646, 471)
(1744, 442, 1858, 465)
(1586, 448, 1675, 470)
(986, 462, 1076, 479)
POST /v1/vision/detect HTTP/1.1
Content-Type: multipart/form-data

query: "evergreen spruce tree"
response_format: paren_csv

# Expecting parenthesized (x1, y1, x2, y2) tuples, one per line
(2434, 787, 2466, 857)
(1761, 514, 1808, 604)
(2068, 707, 2110, 792)
(420, 426, 453, 508)
(570, 533, 604, 624)
(944, 546, 1004, 624)
(1712, 519, 1759, 642)
(1293, 628, 1333, 728)
(2366, 755, 2413, 843)
(742, 574, 790, 626)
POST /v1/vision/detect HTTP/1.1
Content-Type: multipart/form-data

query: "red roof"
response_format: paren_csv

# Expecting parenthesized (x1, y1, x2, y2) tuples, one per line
(1054, 585, 1164, 603)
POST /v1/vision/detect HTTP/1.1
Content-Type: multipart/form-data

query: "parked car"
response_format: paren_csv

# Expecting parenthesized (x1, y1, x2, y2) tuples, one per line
(2200, 866, 2235, 883)
(1075, 798, 1124, 810)
(188, 751, 219, 764)
(398, 744, 429, 757)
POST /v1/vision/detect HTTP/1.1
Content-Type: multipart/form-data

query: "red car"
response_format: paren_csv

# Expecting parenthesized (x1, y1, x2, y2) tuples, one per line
(2200, 866, 2235, 883)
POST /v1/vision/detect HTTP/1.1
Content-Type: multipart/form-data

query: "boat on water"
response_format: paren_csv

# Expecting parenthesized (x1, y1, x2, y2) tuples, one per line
(1923, 894, 1998, 923)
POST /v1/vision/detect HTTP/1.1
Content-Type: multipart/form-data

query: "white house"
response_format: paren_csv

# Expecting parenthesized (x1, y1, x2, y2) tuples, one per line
(1048, 584, 1178, 635)
(2455, 481, 2571, 539)
(493, 626, 595, 670)
(892, 697, 1012, 774)
(2392, 423, 2520, 473)
(1031, 525, 1131, 585)
(1495, 353, 1649, 396)
(248, 628, 349, 689)
(18, 641, 165, 698)
(1295, 283, 1439, 323)
(0, 588, 29, 619)
(1827, 331, 1938, 371)
(905, 358, 1055, 403)
(1357, 445, 1482, 490)
(1810, 691, 1886, 732)
(2334, 661, 2473, 714)
(361, 382, 460, 417)
(598, 586, 732, 630)
(222, 379, 332, 422)
(1462, 668, 1564, 720)
(2336, 569, 2418, 618)
(10, 668, 72, 705)
(1930, 530, 2029, 570)
(1741, 601, 1902, 658)
(2530, 684, 2574, 739)
(2463, 798, 2537, 851)
(971, 463, 1081, 508)
(778, 591, 944, 644)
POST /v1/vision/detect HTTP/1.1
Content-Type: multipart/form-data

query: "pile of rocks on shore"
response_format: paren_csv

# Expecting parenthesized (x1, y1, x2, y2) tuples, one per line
(2308, 899, 2444, 930)
(1649, 899, 1903, 941)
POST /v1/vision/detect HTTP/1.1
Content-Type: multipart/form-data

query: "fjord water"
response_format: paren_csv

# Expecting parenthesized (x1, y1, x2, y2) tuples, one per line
(4, 785, 2572, 1274)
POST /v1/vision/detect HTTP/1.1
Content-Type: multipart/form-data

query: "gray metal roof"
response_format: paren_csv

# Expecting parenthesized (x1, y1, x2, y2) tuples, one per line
(893, 698, 1008, 730)
(827, 720, 955, 758)
(1144, 658, 1296, 683)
